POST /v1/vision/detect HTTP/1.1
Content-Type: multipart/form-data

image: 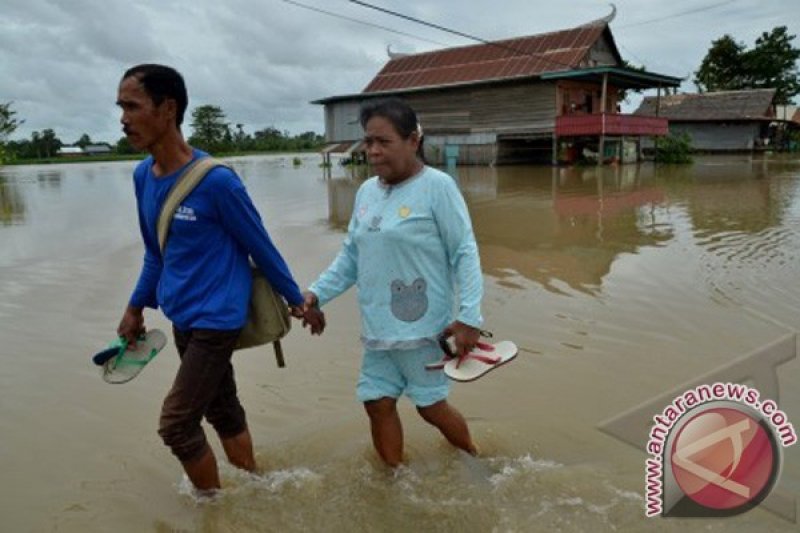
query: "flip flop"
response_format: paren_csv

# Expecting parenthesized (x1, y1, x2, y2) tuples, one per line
(92, 343, 124, 366)
(443, 341, 518, 382)
(98, 329, 167, 384)
(426, 338, 518, 382)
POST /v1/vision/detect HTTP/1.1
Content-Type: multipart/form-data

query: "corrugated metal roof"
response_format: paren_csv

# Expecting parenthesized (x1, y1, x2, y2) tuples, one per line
(363, 23, 614, 93)
(634, 89, 777, 121)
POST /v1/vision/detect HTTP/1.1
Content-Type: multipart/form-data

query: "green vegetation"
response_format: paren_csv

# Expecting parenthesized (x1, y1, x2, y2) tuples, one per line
(1, 101, 324, 164)
(655, 133, 693, 164)
(694, 26, 800, 104)
(1, 102, 24, 164)
(187, 104, 324, 154)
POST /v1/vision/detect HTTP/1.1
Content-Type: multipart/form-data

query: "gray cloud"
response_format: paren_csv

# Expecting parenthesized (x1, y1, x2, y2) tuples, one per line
(1, 0, 796, 145)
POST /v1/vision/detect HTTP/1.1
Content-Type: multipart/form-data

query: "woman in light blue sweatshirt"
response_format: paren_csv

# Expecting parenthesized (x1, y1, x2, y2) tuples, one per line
(306, 98, 484, 466)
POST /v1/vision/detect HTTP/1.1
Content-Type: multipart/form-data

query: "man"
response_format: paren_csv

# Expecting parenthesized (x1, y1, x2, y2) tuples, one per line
(115, 64, 323, 491)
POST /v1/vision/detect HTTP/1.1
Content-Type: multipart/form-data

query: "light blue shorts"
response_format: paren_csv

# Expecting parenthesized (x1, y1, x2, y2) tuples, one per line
(357, 342, 450, 407)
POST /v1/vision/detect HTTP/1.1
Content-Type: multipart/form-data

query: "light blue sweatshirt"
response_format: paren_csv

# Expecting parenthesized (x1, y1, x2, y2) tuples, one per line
(310, 166, 483, 349)
(129, 149, 303, 331)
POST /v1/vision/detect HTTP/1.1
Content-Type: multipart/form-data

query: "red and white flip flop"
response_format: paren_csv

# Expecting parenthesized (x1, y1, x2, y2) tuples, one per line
(426, 334, 518, 382)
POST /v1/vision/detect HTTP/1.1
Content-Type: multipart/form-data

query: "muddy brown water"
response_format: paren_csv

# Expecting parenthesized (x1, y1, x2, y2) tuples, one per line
(1, 153, 798, 532)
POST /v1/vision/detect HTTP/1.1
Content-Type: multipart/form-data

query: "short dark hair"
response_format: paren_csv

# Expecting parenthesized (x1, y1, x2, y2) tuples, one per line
(122, 64, 188, 127)
(359, 97, 424, 161)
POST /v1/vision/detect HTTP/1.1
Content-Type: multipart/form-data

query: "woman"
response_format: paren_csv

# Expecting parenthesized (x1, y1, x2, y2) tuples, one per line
(305, 98, 483, 466)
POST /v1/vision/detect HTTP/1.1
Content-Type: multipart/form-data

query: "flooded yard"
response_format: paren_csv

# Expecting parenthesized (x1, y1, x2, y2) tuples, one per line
(1, 153, 798, 532)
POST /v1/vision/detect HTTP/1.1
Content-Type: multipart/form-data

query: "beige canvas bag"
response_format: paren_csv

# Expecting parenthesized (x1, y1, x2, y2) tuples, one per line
(156, 157, 291, 366)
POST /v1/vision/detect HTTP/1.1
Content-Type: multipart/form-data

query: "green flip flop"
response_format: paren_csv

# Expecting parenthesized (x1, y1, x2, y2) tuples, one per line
(100, 329, 167, 384)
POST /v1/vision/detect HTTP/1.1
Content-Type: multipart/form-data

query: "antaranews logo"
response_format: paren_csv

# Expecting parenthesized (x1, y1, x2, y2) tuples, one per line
(645, 383, 796, 518)
(599, 334, 799, 522)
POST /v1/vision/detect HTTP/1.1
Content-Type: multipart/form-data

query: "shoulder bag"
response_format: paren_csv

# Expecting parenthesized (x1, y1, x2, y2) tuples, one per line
(156, 156, 291, 367)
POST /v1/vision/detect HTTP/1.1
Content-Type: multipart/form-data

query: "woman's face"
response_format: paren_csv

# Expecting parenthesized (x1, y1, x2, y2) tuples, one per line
(363, 116, 420, 183)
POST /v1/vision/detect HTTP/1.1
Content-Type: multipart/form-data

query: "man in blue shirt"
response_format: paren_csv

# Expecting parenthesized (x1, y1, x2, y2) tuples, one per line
(115, 64, 323, 492)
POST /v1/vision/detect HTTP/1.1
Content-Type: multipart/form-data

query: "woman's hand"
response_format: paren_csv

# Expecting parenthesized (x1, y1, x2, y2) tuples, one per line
(443, 321, 480, 358)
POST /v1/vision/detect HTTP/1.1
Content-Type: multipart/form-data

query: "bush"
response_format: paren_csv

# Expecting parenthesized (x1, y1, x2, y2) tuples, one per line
(656, 132, 693, 164)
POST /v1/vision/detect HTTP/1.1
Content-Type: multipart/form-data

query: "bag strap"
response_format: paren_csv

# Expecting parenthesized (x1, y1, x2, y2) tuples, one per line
(156, 157, 227, 253)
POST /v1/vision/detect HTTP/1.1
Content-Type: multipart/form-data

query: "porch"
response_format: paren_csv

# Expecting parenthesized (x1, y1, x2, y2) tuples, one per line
(555, 114, 669, 137)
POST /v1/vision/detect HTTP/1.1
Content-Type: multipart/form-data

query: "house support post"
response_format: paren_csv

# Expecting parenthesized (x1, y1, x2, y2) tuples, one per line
(598, 72, 608, 166)
(552, 134, 558, 166)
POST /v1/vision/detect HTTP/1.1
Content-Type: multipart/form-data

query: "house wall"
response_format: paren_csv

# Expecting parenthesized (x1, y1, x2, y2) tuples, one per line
(587, 34, 618, 66)
(325, 101, 363, 142)
(642, 122, 762, 151)
(556, 81, 619, 115)
(672, 123, 761, 151)
(321, 80, 558, 164)
(406, 81, 557, 135)
(322, 81, 558, 138)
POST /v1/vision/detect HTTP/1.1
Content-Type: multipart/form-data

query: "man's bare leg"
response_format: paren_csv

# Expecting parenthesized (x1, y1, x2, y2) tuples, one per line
(221, 427, 256, 472)
(182, 446, 221, 491)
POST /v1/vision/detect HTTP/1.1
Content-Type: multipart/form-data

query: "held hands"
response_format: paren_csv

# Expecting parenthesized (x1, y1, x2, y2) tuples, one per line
(290, 291, 325, 335)
(443, 321, 481, 358)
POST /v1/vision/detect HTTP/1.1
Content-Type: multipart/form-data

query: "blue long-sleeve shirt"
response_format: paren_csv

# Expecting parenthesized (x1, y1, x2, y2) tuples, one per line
(310, 166, 483, 349)
(129, 149, 303, 331)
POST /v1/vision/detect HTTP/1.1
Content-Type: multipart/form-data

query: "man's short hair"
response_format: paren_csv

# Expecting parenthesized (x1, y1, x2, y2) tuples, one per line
(122, 64, 188, 127)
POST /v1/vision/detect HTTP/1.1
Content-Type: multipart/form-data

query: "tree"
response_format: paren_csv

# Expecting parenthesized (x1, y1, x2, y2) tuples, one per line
(0, 102, 23, 141)
(116, 136, 137, 154)
(694, 35, 748, 93)
(31, 131, 42, 158)
(40, 129, 61, 158)
(75, 133, 92, 149)
(746, 27, 800, 104)
(695, 26, 800, 104)
(0, 102, 24, 163)
(232, 123, 250, 152)
(28, 129, 61, 159)
(189, 105, 230, 152)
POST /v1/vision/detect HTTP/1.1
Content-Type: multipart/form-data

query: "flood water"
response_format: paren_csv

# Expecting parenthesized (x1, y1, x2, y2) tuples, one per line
(1, 153, 799, 532)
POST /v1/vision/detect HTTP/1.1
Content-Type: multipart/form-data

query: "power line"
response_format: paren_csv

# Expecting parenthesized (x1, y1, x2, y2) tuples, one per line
(346, 0, 583, 72)
(618, 0, 739, 29)
(348, 0, 498, 47)
(280, 0, 449, 46)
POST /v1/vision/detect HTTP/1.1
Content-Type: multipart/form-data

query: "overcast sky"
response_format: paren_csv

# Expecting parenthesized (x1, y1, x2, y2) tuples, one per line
(2, 0, 797, 145)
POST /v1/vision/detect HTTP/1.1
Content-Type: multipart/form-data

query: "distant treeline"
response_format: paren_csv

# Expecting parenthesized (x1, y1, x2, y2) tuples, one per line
(1, 103, 325, 162)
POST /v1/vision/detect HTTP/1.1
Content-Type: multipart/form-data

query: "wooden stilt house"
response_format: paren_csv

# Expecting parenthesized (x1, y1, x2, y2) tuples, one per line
(313, 11, 682, 165)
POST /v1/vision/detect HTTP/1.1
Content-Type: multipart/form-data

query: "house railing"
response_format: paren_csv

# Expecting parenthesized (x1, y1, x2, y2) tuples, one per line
(556, 113, 669, 137)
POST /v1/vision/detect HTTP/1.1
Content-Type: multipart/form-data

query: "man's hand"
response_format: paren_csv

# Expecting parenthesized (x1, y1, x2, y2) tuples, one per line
(117, 305, 145, 349)
(443, 321, 480, 358)
(293, 291, 325, 335)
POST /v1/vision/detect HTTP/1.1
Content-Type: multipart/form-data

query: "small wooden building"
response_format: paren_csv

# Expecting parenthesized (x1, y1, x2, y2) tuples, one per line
(634, 89, 782, 151)
(57, 146, 84, 157)
(313, 12, 681, 165)
(83, 143, 113, 156)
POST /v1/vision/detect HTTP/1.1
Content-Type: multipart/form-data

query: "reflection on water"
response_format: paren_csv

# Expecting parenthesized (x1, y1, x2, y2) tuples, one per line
(326, 157, 800, 297)
(0, 177, 26, 225)
(36, 169, 63, 188)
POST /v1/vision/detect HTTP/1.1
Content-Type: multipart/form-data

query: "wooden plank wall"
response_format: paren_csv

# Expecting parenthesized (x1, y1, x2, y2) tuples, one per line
(405, 80, 557, 135)
(672, 123, 761, 151)
(326, 100, 363, 142)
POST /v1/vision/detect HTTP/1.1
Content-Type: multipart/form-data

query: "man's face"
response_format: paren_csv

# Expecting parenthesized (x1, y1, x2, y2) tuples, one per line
(116, 76, 175, 151)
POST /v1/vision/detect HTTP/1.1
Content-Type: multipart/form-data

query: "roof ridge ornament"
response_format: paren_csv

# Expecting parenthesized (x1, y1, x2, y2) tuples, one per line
(582, 3, 616, 27)
(387, 45, 409, 59)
